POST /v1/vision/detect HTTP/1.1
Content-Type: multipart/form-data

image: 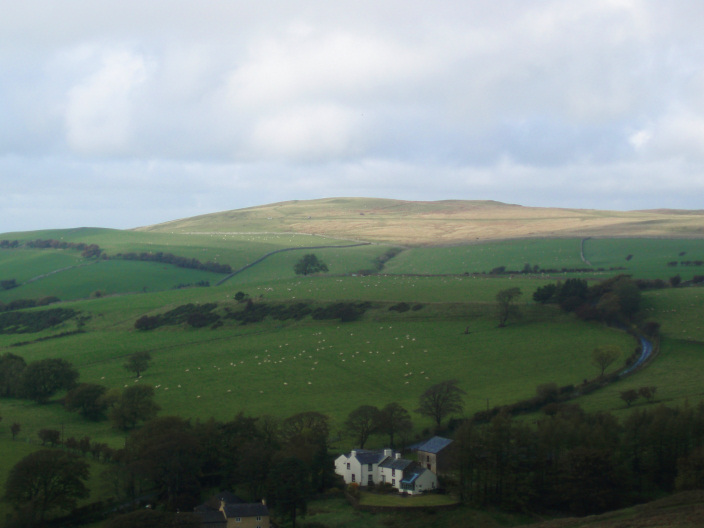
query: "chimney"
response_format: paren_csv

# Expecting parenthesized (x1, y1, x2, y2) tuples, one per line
(351, 450, 357, 458)
(395, 452, 402, 460)
(383, 449, 393, 457)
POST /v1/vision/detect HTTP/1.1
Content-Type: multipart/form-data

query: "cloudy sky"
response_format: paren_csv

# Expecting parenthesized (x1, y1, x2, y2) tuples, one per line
(2, 1, 704, 232)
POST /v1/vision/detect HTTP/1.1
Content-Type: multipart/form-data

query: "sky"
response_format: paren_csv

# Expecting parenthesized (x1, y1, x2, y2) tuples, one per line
(2, 1, 704, 233)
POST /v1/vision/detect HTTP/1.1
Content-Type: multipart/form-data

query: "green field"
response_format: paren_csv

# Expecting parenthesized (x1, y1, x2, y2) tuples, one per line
(2, 208, 704, 525)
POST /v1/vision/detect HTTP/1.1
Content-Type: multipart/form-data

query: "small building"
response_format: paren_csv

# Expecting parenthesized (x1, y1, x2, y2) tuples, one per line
(194, 493, 269, 528)
(334, 448, 437, 495)
(416, 436, 453, 475)
(220, 502, 269, 528)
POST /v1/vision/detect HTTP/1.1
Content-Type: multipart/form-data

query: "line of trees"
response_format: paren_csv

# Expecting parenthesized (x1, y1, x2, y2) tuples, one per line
(451, 401, 704, 516)
(0, 306, 76, 334)
(1, 238, 102, 258)
(1, 238, 231, 273)
(0, 354, 78, 403)
(112, 251, 232, 274)
(99, 411, 332, 517)
(533, 275, 642, 325)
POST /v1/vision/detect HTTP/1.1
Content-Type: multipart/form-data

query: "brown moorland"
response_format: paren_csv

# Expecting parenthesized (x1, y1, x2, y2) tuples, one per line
(524, 491, 704, 528)
(136, 197, 704, 245)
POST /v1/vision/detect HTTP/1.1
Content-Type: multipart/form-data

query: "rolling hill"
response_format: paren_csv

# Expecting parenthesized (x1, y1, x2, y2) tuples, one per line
(2, 197, 704, 526)
(135, 198, 704, 244)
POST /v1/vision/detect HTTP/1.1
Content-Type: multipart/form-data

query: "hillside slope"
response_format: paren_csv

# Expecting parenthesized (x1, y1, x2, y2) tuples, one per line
(134, 198, 704, 245)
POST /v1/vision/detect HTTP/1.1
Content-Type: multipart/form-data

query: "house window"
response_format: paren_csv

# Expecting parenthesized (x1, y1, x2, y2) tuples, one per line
(368, 463, 372, 471)
(368, 474, 373, 484)
(392, 469, 395, 477)
(392, 479, 395, 486)
(256, 516, 262, 521)
(351, 474, 356, 482)
(427, 464, 431, 470)
(427, 455, 430, 462)
(347, 463, 350, 470)
(235, 518, 241, 523)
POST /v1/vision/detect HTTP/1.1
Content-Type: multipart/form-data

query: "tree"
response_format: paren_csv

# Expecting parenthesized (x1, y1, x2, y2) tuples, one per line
(109, 385, 160, 430)
(638, 386, 657, 403)
(37, 428, 61, 446)
(64, 383, 108, 420)
(533, 283, 557, 304)
(416, 380, 466, 426)
(496, 287, 522, 327)
(124, 351, 152, 378)
(126, 416, 202, 511)
(344, 405, 381, 449)
(592, 345, 621, 378)
(377, 402, 413, 448)
(5, 449, 89, 525)
(620, 389, 639, 407)
(267, 457, 311, 528)
(19, 358, 79, 404)
(293, 254, 328, 276)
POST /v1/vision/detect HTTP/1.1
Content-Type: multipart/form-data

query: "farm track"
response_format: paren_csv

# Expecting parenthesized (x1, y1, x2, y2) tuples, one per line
(24, 260, 99, 284)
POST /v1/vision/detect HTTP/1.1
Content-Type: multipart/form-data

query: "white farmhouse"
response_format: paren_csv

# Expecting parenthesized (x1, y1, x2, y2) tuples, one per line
(334, 448, 437, 495)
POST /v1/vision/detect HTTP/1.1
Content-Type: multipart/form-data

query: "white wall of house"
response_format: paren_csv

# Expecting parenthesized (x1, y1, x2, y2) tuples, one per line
(335, 449, 395, 486)
(406, 470, 438, 495)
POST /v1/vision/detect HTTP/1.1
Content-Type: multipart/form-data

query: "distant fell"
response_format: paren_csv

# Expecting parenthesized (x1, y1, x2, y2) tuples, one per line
(135, 197, 704, 245)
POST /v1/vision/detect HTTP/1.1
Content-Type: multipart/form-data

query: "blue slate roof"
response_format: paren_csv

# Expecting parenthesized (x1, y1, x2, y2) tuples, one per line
(417, 436, 453, 454)
(349, 449, 388, 465)
(379, 457, 414, 471)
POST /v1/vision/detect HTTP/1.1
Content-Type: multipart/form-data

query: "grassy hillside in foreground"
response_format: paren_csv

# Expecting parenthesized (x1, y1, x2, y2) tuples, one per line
(135, 198, 704, 245)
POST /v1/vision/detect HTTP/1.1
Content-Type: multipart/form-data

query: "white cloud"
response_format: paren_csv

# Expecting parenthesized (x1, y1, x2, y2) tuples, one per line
(249, 104, 362, 161)
(64, 50, 149, 154)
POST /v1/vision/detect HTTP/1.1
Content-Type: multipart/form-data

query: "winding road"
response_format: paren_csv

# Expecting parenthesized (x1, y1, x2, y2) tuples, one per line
(619, 334, 655, 377)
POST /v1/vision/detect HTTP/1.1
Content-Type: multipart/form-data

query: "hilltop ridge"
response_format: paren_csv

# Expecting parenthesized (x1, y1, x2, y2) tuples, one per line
(134, 197, 704, 245)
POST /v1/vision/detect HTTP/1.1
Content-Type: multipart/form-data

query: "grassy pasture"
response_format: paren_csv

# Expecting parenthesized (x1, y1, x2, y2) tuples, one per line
(232, 274, 547, 304)
(0, 230, 376, 301)
(563, 286, 704, 415)
(584, 238, 704, 279)
(386, 237, 704, 279)
(386, 239, 586, 275)
(221, 243, 399, 284)
(0, 249, 84, 284)
(0, 259, 221, 302)
(0, 286, 634, 452)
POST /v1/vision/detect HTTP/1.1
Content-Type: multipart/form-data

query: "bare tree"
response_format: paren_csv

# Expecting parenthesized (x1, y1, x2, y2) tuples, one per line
(344, 405, 381, 449)
(592, 345, 621, 378)
(416, 380, 466, 427)
(496, 287, 522, 327)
